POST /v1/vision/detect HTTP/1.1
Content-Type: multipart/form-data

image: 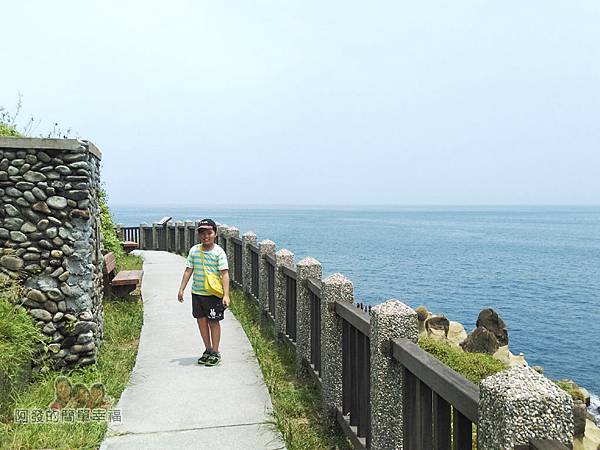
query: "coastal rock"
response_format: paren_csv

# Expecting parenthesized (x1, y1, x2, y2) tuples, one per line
(574, 400, 587, 437)
(460, 326, 499, 354)
(446, 321, 468, 347)
(476, 308, 508, 346)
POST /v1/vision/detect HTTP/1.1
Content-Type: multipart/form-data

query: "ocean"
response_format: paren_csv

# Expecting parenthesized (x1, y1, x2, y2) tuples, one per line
(112, 205, 600, 412)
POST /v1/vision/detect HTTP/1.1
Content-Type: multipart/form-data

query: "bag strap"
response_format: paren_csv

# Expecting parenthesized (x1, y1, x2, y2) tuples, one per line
(199, 245, 209, 276)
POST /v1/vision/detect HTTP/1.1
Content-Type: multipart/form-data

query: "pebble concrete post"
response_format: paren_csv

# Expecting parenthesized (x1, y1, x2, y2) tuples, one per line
(478, 366, 574, 449)
(295, 257, 322, 376)
(151, 222, 159, 250)
(217, 225, 230, 257)
(370, 300, 419, 450)
(174, 221, 184, 254)
(242, 232, 257, 295)
(274, 249, 294, 338)
(165, 222, 171, 252)
(139, 223, 148, 250)
(184, 221, 195, 252)
(258, 240, 276, 313)
(227, 227, 240, 284)
(216, 224, 227, 250)
(320, 273, 354, 416)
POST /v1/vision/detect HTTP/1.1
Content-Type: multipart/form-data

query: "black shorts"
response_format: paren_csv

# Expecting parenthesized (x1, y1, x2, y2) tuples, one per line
(192, 294, 225, 321)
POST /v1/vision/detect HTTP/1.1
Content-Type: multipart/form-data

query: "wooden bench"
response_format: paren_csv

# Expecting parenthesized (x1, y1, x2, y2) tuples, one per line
(103, 252, 143, 297)
(121, 241, 139, 253)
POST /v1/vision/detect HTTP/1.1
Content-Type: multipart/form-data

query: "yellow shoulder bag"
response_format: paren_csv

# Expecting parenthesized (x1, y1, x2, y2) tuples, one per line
(200, 246, 224, 298)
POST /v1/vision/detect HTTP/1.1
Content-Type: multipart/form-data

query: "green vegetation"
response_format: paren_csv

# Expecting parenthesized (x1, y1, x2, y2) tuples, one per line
(0, 123, 20, 137)
(0, 281, 143, 449)
(99, 189, 124, 261)
(554, 380, 587, 403)
(229, 289, 349, 450)
(418, 336, 507, 385)
(0, 105, 21, 137)
(0, 279, 45, 416)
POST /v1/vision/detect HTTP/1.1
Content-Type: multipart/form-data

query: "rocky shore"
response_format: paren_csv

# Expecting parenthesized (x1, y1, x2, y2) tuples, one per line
(416, 305, 600, 449)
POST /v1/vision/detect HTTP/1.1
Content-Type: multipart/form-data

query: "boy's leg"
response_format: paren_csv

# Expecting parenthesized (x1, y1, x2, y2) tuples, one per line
(196, 317, 212, 350)
(207, 320, 221, 352)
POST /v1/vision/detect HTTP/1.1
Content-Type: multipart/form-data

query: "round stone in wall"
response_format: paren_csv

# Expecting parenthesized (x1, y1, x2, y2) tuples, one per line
(21, 222, 37, 233)
(23, 171, 47, 182)
(5, 204, 19, 216)
(30, 309, 52, 321)
(0, 255, 24, 271)
(10, 231, 27, 242)
(47, 196, 68, 210)
(27, 289, 47, 303)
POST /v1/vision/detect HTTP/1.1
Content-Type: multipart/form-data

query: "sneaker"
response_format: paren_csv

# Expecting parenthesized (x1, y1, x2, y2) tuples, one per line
(204, 352, 221, 367)
(197, 350, 211, 365)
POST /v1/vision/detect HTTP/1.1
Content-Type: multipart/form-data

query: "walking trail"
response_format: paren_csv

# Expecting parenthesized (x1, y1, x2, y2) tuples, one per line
(101, 250, 285, 449)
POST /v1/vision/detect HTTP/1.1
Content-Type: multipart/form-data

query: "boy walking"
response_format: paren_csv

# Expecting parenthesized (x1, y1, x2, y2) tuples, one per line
(178, 219, 230, 366)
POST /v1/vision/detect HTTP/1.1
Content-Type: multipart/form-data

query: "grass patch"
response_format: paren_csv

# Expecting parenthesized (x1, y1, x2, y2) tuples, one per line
(418, 336, 507, 384)
(0, 279, 45, 416)
(0, 287, 143, 449)
(116, 253, 143, 271)
(229, 289, 349, 450)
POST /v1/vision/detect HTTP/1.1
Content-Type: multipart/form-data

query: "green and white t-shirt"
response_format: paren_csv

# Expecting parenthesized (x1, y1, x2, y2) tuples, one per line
(186, 244, 229, 295)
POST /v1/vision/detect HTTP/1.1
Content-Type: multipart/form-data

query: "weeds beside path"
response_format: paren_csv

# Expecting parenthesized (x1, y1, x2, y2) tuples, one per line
(0, 260, 144, 449)
(229, 289, 349, 450)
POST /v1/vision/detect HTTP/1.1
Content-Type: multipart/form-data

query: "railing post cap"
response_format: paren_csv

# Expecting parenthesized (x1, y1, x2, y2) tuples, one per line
(175, 220, 184, 225)
(481, 366, 573, 402)
(275, 248, 293, 258)
(242, 231, 257, 238)
(141, 222, 148, 226)
(371, 299, 416, 317)
(323, 272, 352, 286)
(258, 239, 275, 247)
(297, 256, 321, 267)
(185, 220, 195, 226)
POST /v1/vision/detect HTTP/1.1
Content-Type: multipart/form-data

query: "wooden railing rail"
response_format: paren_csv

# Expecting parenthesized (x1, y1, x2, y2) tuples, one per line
(249, 245, 259, 300)
(232, 240, 242, 286)
(391, 338, 478, 450)
(281, 263, 297, 343)
(335, 301, 371, 449)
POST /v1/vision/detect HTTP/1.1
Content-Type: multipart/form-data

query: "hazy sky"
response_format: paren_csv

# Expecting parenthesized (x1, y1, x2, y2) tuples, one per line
(2, 1, 599, 206)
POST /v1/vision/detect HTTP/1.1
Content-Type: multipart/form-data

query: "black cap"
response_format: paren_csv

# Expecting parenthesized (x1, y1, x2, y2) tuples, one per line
(197, 218, 217, 232)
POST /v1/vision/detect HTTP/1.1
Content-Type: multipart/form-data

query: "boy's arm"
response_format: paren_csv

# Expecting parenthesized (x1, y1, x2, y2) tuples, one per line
(221, 269, 230, 308)
(178, 268, 194, 302)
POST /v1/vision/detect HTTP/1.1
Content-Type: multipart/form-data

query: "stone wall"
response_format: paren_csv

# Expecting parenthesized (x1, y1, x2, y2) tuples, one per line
(0, 137, 103, 368)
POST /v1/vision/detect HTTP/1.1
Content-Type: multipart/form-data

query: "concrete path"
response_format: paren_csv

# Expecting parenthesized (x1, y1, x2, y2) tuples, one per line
(101, 250, 285, 450)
